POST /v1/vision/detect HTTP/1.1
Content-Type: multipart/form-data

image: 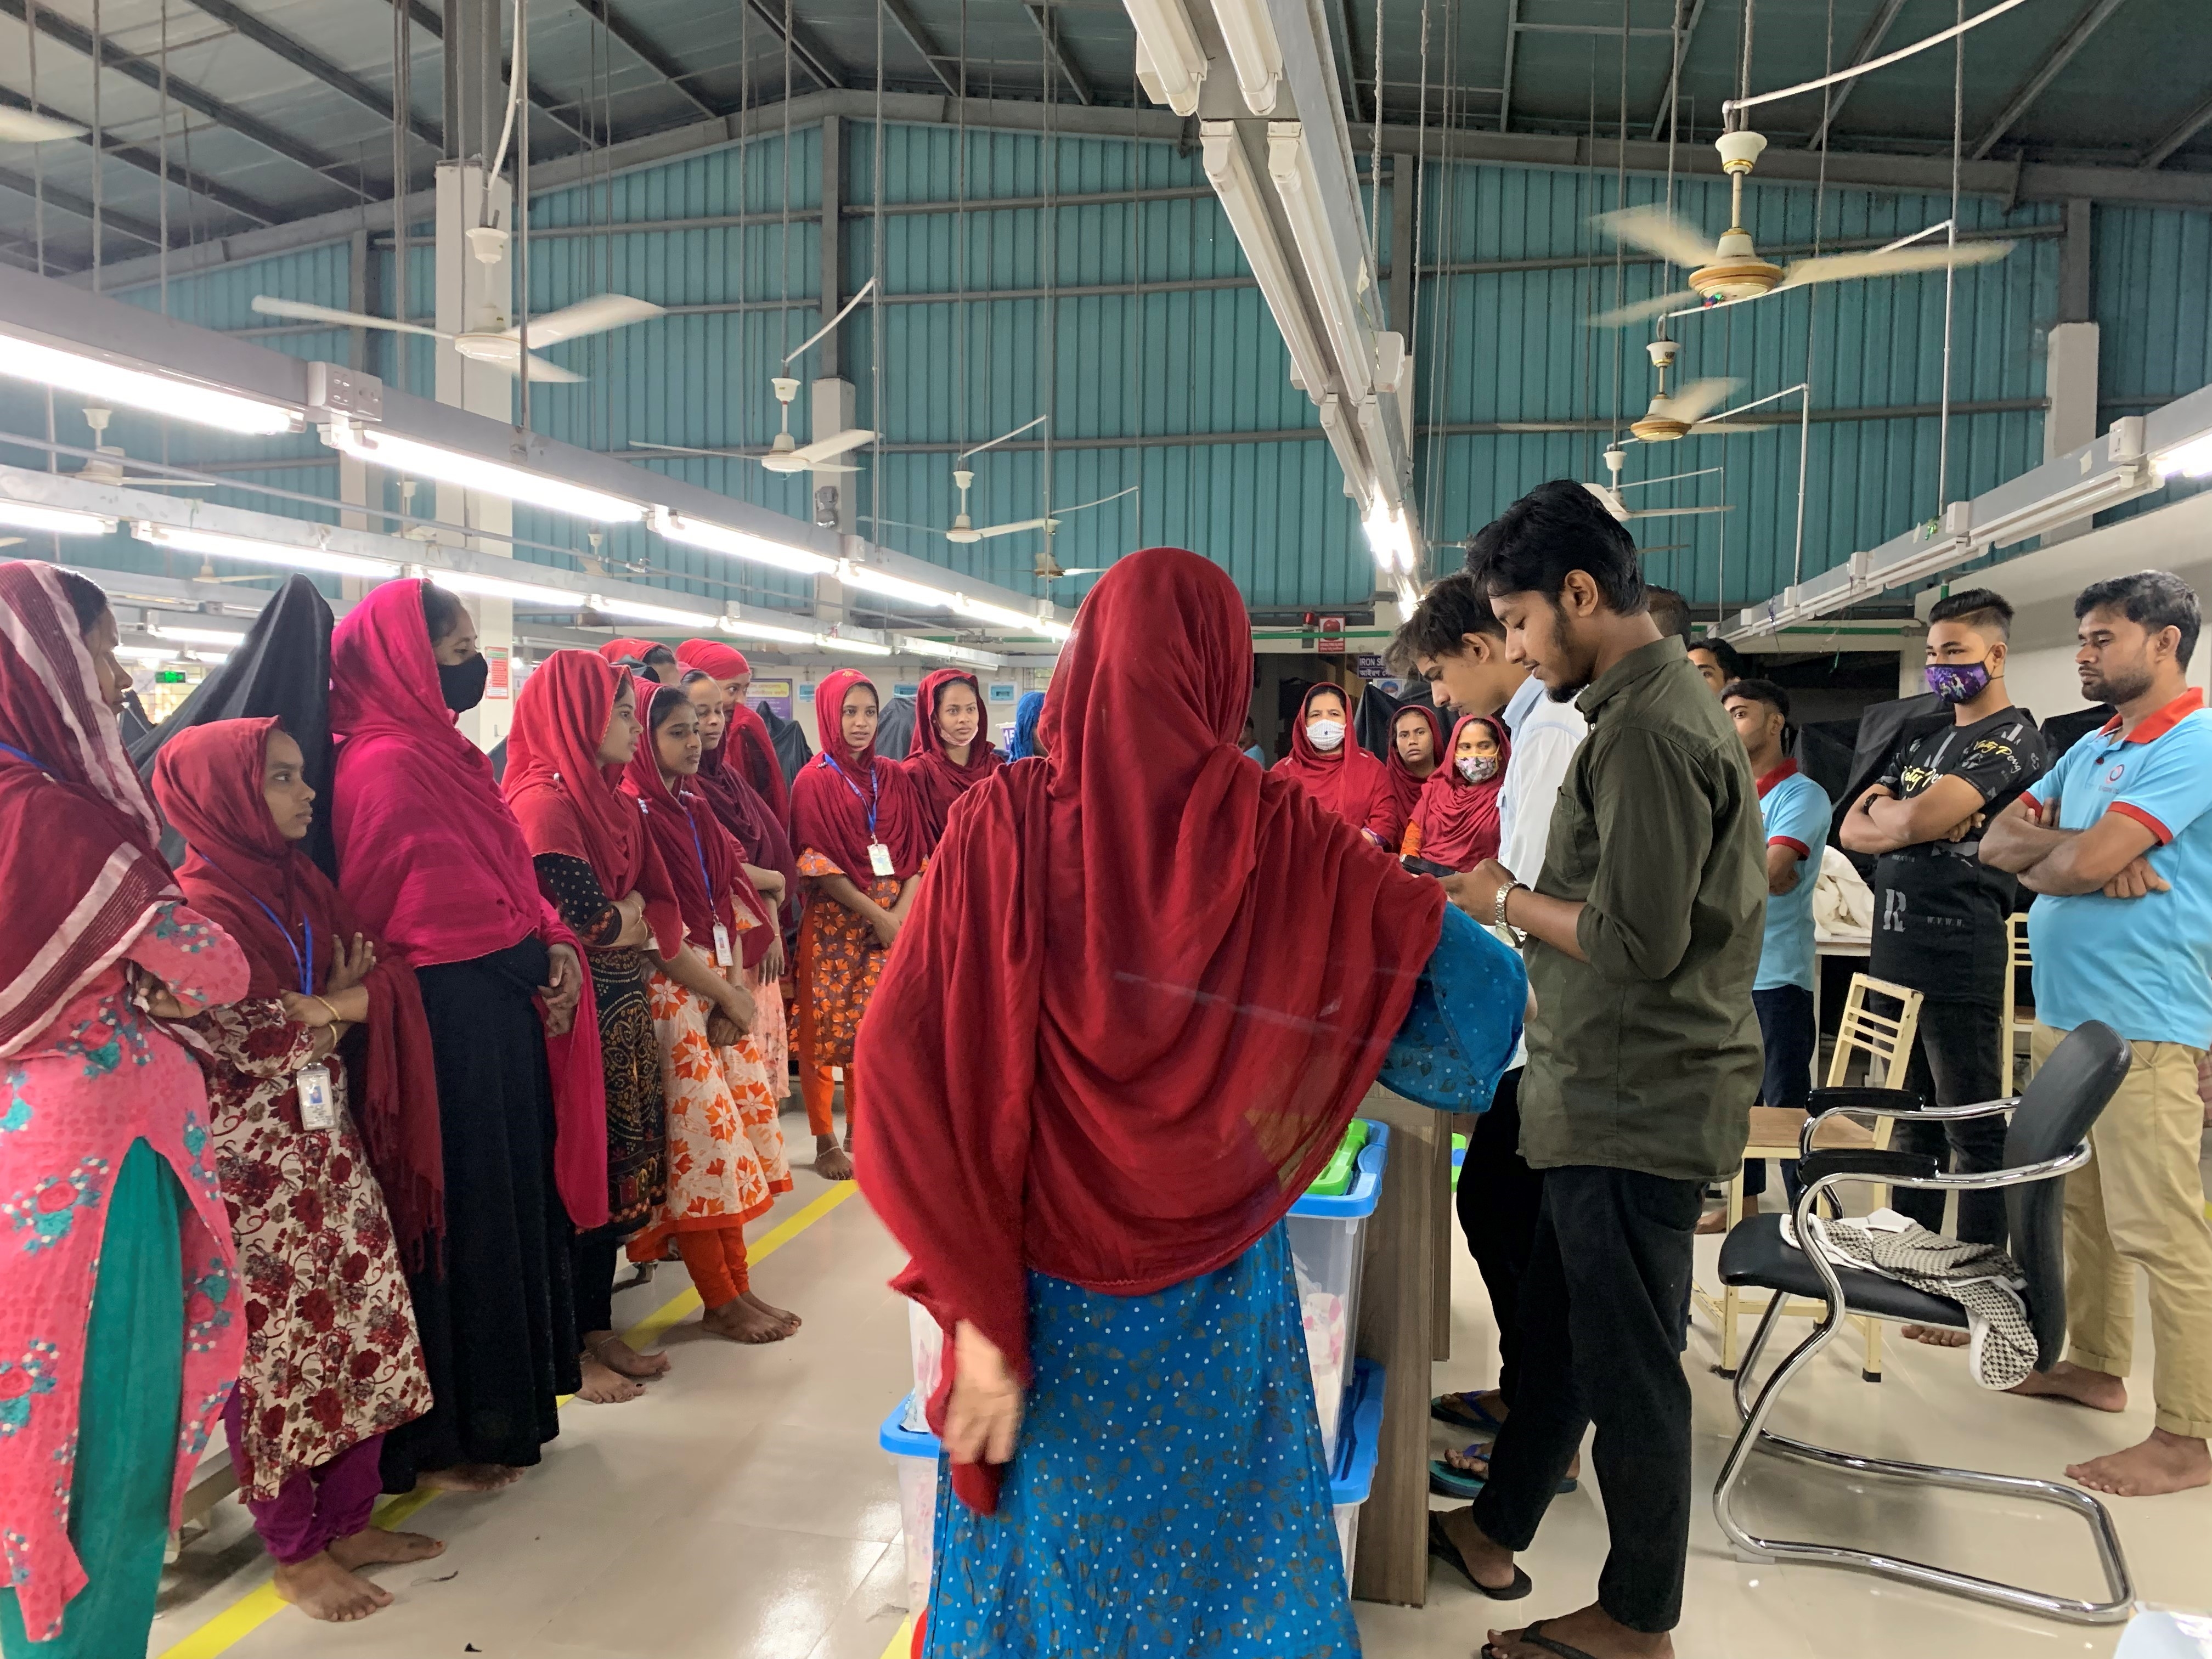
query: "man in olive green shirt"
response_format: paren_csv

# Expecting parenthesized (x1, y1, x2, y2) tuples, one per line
(1431, 480, 1764, 1659)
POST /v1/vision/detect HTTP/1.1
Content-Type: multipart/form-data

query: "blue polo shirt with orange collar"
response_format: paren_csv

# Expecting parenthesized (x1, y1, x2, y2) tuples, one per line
(2024, 687, 2212, 1049)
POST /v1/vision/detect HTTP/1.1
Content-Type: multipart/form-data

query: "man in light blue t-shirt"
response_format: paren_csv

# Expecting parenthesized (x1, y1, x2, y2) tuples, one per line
(1980, 569, 2212, 1499)
(1717, 678, 1831, 1224)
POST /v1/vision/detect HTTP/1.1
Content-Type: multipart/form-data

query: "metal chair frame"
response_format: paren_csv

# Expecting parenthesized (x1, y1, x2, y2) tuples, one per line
(1712, 1094, 2136, 1626)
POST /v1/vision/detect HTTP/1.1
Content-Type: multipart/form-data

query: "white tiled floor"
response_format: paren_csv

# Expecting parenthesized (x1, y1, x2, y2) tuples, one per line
(149, 1112, 2212, 1658)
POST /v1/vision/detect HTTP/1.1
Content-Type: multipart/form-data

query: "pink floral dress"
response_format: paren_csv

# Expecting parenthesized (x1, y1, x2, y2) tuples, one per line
(0, 902, 247, 1640)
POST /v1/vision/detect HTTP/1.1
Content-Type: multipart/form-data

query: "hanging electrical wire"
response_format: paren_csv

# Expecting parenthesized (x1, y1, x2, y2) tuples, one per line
(872, 0, 887, 544)
(1938, 0, 1963, 516)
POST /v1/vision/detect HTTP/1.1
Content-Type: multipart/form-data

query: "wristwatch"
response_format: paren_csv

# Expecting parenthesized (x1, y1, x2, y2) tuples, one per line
(1493, 881, 1528, 943)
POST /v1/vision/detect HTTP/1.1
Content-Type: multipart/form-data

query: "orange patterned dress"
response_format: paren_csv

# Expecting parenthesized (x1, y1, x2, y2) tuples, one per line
(794, 849, 902, 1069)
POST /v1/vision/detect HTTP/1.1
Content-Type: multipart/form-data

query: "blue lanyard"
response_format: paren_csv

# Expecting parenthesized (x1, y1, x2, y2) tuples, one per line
(203, 859, 314, 995)
(0, 742, 54, 776)
(684, 802, 717, 912)
(819, 753, 878, 840)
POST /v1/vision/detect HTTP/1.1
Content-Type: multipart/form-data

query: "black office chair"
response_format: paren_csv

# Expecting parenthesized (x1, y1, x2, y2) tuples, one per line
(1712, 1019, 2136, 1624)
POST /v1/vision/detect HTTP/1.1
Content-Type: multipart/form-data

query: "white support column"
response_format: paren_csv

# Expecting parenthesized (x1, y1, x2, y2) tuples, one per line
(2040, 320, 2101, 549)
(435, 160, 517, 748)
(812, 377, 857, 536)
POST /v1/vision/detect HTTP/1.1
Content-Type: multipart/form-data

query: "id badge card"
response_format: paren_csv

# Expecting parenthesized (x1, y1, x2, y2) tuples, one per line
(296, 1063, 336, 1131)
(712, 922, 735, 970)
(868, 840, 895, 878)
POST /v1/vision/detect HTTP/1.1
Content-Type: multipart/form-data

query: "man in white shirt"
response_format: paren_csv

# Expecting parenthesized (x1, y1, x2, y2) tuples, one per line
(1389, 569, 1588, 1466)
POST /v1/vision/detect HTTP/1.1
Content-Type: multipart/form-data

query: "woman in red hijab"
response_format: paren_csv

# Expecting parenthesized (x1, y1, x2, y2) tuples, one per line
(906, 667, 1001, 849)
(152, 719, 443, 1622)
(787, 669, 926, 1182)
(329, 579, 593, 1496)
(620, 679, 800, 1345)
(855, 548, 1457, 1647)
(505, 651, 684, 1403)
(1375, 700, 1445, 851)
(676, 640, 789, 825)
(1273, 680, 1394, 845)
(1403, 713, 1512, 872)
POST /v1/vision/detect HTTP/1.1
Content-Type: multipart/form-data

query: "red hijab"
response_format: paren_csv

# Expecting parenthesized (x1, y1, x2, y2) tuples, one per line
(330, 580, 610, 1232)
(596, 637, 661, 670)
(623, 678, 773, 967)
(0, 563, 179, 1058)
(906, 668, 1002, 848)
(1380, 702, 1446, 847)
(788, 668, 928, 882)
(1407, 713, 1511, 871)
(504, 652, 683, 959)
(690, 712, 798, 928)
(676, 639, 789, 825)
(855, 548, 1444, 1513)
(1272, 681, 1392, 830)
(153, 718, 445, 1267)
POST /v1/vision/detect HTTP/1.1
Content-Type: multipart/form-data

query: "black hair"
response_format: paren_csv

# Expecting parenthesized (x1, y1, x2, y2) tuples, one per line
(1466, 479, 1646, 616)
(420, 580, 466, 644)
(640, 644, 678, 668)
(2076, 569, 2202, 668)
(1721, 676, 1791, 721)
(679, 668, 716, 687)
(1689, 635, 1748, 682)
(1386, 569, 1503, 673)
(56, 569, 109, 634)
(1927, 586, 2015, 642)
(646, 681, 691, 729)
(1646, 586, 1692, 642)
(1305, 683, 1350, 713)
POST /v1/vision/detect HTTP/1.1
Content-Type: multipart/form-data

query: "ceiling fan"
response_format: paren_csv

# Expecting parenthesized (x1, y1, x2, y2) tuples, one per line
(755, 376, 874, 475)
(248, 292, 663, 382)
(1588, 131, 2013, 329)
(1583, 447, 1736, 524)
(946, 469, 1056, 544)
(72, 408, 216, 489)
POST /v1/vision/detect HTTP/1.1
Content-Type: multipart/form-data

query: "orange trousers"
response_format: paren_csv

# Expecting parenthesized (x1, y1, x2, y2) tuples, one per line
(675, 1225, 751, 1308)
(801, 1062, 859, 1138)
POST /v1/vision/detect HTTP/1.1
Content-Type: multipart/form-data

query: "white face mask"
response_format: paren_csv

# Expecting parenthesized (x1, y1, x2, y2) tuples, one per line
(1306, 719, 1346, 752)
(1458, 754, 1498, 783)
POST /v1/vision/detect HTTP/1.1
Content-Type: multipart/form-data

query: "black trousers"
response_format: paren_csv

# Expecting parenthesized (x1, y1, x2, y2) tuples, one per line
(1470, 1165, 1705, 1634)
(1888, 994, 2008, 1246)
(1456, 1067, 1545, 1407)
(572, 1226, 620, 1336)
(1741, 984, 1814, 1205)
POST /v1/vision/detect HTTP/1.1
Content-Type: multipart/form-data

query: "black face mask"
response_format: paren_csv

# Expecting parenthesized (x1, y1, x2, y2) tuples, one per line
(439, 652, 490, 713)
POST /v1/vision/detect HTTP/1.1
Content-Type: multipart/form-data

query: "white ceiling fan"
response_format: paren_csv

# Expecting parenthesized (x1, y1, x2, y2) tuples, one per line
(945, 470, 1055, 544)
(1588, 131, 2014, 329)
(247, 292, 663, 382)
(757, 376, 874, 475)
(72, 407, 217, 490)
(1583, 448, 1737, 524)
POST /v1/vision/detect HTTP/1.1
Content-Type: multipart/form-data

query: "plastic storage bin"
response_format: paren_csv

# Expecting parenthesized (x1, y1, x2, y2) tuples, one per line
(904, 1300, 944, 1432)
(876, 1355, 1387, 1612)
(1286, 1120, 1389, 1462)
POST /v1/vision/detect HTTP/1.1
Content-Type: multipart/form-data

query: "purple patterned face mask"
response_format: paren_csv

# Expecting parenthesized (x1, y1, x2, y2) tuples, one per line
(1925, 659, 1993, 706)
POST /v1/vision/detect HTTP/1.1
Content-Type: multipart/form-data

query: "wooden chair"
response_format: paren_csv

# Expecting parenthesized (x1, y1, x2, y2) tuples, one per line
(2001, 912, 2035, 1098)
(1694, 973, 1925, 1383)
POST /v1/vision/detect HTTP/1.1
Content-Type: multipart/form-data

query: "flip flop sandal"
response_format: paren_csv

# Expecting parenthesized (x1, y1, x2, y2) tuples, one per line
(1430, 1446, 1578, 1499)
(1426, 1514, 1532, 1601)
(1430, 1391, 1506, 1435)
(1482, 1617, 1607, 1659)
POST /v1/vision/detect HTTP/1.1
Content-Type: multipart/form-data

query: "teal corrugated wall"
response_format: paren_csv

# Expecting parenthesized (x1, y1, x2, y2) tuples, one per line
(44, 126, 2211, 616)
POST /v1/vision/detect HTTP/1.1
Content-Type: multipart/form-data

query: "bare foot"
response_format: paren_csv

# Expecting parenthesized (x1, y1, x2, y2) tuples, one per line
(415, 1463, 522, 1493)
(2066, 1430, 2211, 1497)
(574, 1351, 647, 1403)
(701, 1297, 795, 1344)
(1901, 1324, 1970, 1348)
(584, 1330, 670, 1379)
(328, 1527, 444, 1570)
(1434, 1506, 1522, 1596)
(2010, 1361, 2128, 1413)
(815, 1135, 854, 1182)
(741, 1289, 801, 1331)
(272, 1551, 391, 1622)
(1486, 1603, 1674, 1659)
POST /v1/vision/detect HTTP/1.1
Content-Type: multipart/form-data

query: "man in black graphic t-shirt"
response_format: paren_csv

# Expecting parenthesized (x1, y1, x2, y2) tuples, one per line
(1843, 590, 2046, 1285)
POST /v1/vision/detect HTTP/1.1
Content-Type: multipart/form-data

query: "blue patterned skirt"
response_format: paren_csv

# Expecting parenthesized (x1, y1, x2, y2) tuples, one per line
(924, 1223, 1358, 1657)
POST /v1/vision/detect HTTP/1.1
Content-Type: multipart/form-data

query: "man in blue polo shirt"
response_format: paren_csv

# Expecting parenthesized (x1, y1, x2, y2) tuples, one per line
(1713, 678, 1832, 1227)
(1980, 569, 2212, 1499)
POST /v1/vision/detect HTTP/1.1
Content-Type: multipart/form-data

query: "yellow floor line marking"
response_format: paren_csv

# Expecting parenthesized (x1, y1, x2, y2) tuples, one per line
(155, 1178, 862, 1659)
(878, 1616, 916, 1659)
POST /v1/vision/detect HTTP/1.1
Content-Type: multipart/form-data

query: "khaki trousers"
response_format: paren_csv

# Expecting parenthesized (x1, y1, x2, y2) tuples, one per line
(2033, 1022, 2212, 1440)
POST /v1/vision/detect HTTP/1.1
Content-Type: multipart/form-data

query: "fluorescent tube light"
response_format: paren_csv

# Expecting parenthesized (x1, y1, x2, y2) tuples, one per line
(817, 634, 896, 657)
(0, 499, 114, 537)
(187, 651, 230, 666)
(1210, 0, 1284, 113)
(1266, 126, 1373, 400)
(2157, 435, 2212, 480)
(426, 568, 589, 609)
(953, 594, 1072, 640)
(1200, 125, 1335, 406)
(1125, 0, 1208, 116)
(324, 416, 644, 523)
(147, 622, 249, 647)
(131, 522, 400, 579)
(1362, 495, 1416, 573)
(649, 506, 837, 577)
(838, 560, 960, 608)
(589, 593, 720, 628)
(901, 637, 1006, 670)
(115, 644, 184, 664)
(0, 336, 301, 436)
(720, 613, 823, 647)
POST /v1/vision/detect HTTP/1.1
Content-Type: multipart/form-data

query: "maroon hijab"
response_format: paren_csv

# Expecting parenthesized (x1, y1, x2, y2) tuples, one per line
(675, 639, 789, 826)
(1272, 681, 1392, 830)
(1380, 702, 1446, 848)
(153, 717, 445, 1267)
(906, 668, 1002, 848)
(787, 668, 928, 882)
(1407, 713, 1511, 871)
(856, 549, 1443, 1514)
(623, 679, 774, 968)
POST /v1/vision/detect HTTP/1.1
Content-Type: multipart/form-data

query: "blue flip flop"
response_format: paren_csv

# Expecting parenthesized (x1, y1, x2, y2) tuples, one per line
(1430, 1444, 1578, 1500)
(1430, 1390, 1505, 1436)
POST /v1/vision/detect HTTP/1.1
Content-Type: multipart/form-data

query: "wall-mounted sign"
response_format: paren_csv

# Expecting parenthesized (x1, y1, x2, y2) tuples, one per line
(1356, 653, 1385, 679)
(484, 646, 511, 700)
(894, 682, 921, 699)
(751, 679, 794, 720)
(989, 682, 1017, 703)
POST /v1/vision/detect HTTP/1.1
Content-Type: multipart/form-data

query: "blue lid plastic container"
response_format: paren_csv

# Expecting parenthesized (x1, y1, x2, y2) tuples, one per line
(1285, 1121, 1387, 1461)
